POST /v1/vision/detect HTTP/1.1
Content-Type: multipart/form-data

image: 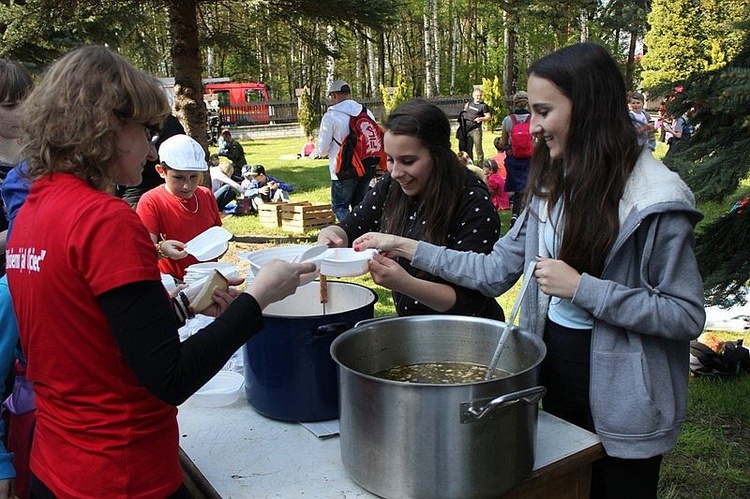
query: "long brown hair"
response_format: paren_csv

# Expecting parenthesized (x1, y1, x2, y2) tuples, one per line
(525, 42, 641, 277)
(21, 46, 170, 191)
(379, 100, 466, 245)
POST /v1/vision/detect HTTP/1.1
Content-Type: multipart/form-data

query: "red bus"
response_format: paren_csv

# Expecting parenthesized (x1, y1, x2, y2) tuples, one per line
(204, 82, 271, 125)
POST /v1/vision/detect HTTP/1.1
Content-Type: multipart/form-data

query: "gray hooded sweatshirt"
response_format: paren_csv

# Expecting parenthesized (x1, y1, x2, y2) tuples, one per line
(412, 149, 705, 459)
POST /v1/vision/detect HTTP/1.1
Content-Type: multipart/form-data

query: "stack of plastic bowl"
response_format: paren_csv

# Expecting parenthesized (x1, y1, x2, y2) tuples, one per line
(189, 370, 244, 407)
(183, 262, 239, 286)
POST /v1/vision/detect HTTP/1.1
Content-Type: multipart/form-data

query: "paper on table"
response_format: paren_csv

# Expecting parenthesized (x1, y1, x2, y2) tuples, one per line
(300, 419, 340, 438)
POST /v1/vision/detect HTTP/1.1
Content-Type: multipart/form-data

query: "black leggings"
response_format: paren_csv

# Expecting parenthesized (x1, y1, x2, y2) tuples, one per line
(540, 319, 663, 499)
(31, 473, 192, 498)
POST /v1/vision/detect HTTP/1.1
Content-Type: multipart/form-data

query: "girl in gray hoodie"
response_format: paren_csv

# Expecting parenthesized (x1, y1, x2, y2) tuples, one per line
(352, 42, 705, 498)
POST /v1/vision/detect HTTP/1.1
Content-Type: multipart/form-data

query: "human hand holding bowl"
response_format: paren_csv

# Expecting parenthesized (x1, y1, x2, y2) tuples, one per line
(244, 260, 317, 310)
(353, 232, 418, 261)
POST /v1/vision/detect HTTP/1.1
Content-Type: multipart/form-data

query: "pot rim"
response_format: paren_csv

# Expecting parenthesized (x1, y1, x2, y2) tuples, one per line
(262, 280, 378, 319)
(330, 314, 546, 387)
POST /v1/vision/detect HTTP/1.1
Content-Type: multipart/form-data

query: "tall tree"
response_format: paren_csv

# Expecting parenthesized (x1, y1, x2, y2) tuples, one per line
(641, 0, 747, 90)
(676, 31, 750, 306)
(0, 0, 398, 147)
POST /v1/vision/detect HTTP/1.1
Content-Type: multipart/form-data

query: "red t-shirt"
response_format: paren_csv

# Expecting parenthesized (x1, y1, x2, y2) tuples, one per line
(5, 174, 182, 498)
(136, 185, 222, 280)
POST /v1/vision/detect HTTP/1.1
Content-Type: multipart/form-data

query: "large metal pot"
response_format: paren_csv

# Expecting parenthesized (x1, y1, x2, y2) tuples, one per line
(243, 281, 377, 422)
(330, 315, 546, 499)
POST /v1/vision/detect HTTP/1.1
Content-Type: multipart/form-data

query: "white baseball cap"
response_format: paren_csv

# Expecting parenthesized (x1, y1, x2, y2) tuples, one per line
(158, 134, 208, 172)
(327, 80, 350, 94)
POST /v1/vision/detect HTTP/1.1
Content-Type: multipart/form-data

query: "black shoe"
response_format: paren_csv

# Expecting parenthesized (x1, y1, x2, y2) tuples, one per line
(509, 216, 518, 228)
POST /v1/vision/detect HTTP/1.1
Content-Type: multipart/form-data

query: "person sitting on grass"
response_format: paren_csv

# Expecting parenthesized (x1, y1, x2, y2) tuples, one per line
(217, 128, 247, 179)
(209, 153, 243, 211)
(298, 136, 316, 159)
(241, 164, 293, 204)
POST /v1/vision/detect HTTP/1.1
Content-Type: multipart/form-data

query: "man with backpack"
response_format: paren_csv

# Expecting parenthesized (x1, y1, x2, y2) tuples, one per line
(315, 80, 385, 222)
(666, 108, 694, 155)
(500, 91, 533, 227)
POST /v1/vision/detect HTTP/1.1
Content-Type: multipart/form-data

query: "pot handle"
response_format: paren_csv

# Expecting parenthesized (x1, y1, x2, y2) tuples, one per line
(460, 386, 546, 423)
(313, 322, 350, 338)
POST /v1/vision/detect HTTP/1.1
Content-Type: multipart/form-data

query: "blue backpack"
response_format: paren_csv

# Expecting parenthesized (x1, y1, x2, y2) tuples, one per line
(678, 116, 693, 141)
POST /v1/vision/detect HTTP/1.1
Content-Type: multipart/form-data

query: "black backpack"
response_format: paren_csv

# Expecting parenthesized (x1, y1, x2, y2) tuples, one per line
(690, 339, 750, 376)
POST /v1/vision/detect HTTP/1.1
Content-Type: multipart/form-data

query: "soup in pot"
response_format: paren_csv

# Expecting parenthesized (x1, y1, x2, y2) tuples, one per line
(373, 362, 511, 384)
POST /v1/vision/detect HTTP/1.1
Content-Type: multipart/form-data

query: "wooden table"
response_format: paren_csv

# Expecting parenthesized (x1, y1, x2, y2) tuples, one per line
(178, 397, 604, 498)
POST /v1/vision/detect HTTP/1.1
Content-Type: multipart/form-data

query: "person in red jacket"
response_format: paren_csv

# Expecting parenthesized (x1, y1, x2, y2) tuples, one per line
(483, 159, 510, 211)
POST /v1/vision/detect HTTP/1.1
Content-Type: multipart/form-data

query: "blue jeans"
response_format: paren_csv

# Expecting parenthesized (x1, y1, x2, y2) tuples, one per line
(213, 184, 237, 211)
(331, 176, 371, 222)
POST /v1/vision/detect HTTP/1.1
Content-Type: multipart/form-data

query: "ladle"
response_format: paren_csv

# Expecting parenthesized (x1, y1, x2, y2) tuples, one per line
(484, 261, 537, 381)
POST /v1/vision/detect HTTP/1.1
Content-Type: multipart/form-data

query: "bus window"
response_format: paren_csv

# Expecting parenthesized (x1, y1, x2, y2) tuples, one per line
(244, 89, 265, 104)
(215, 91, 231, 107)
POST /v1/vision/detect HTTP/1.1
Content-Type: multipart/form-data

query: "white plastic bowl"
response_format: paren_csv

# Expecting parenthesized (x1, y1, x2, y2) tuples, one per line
(185, 227, 233, 261)
(190, 371, 244, 408)
(320, 248, 378, 277)
(238, 245, 334, 276)
(239, 246, 377, 277)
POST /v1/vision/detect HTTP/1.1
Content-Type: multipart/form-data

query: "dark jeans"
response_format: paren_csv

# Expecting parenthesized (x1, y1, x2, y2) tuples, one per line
(214, 184, 237, 212)
(31, 473, 192, 498)
(331, 176, 371, 222)
(510, 191, 524, 219)
(540, 319, 663, 499)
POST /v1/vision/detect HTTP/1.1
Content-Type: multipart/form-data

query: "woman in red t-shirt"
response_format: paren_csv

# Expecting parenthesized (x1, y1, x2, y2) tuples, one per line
(5, 46, 315, 499)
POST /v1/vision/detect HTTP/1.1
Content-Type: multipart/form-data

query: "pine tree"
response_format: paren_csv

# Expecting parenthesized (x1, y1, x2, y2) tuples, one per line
(669, 30, 750, 306)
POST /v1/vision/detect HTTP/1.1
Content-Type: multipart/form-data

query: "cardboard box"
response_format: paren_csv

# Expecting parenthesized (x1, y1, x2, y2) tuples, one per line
(280, 202, 335, 232)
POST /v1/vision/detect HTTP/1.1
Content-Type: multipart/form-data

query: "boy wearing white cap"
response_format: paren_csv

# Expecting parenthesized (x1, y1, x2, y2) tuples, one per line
(136, 134, 223, 280)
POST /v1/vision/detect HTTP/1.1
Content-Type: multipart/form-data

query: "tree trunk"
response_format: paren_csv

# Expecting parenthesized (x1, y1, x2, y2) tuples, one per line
(432, 0, 440, 95)
(367, 28, 378, 97)
(378, 31, 386, 89)
(450, 1, 457, 94)
(503, 10, 517, 104)
(325, 25, 336, 90)
(423, 2, 434, 98)
(626, 30, 638, 91)
(166, 0, 207, 166)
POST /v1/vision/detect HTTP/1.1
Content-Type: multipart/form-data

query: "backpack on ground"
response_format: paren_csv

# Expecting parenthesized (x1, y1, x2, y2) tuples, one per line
(509, 114, 533, 159)
(335, 105, 387, 181)
(690, 338, 750, 376)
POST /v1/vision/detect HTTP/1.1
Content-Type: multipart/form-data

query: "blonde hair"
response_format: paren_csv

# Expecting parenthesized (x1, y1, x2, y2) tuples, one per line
(456, 150, 472, 166)
(21, 46, 170, 191)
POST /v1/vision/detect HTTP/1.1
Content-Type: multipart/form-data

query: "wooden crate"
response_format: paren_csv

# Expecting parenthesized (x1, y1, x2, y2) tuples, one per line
(257, 203, 285, 228)
(280, 202, 335, 232)
(258, 201, 309, 228)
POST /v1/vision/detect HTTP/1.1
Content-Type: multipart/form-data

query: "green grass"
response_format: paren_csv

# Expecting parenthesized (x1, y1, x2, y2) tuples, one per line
(222, 135, 750, 498)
